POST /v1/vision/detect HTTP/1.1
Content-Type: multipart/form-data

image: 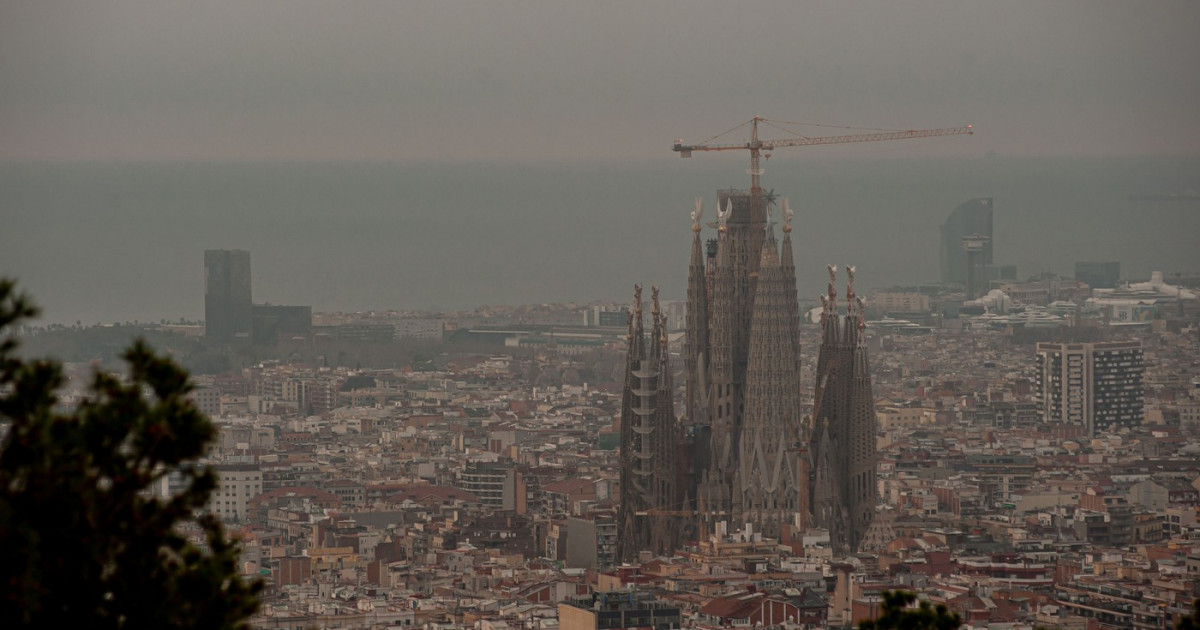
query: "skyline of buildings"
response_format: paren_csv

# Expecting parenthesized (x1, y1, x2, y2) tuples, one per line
(18, 207, 1200, 628)
(200, 193, 1185, 571)
(193, 195, 1163, 343)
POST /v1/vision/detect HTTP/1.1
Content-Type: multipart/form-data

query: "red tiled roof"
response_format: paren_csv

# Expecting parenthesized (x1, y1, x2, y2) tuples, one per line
(542, 477, 594, 494)
(250, 486, 340, 505)
(700, 592, 764, 619)
(386, 485, 479, 504)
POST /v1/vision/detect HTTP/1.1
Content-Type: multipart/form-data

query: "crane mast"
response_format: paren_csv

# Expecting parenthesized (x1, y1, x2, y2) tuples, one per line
(673, 115, 973, 201)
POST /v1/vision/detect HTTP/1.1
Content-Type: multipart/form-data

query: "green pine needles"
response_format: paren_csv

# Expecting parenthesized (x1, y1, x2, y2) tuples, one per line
(0, 279, 261, 629)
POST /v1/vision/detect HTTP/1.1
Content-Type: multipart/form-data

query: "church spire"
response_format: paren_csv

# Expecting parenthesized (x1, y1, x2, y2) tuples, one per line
(619, 283, 681, 561)
(684, 197, 712, 515)
(779, 199, 802, 380)
(808, 264, 879, 554)
(736, 215, 802, 538)
(821, 264, 838, 344)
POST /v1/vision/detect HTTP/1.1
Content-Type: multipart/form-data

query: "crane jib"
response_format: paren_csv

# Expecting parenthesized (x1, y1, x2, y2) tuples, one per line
(673, 122, 972, 157)
(673, 118, 971, 207)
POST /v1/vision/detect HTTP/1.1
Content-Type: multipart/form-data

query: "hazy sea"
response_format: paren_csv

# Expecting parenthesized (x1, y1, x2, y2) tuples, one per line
(2, 156, 1198, 325)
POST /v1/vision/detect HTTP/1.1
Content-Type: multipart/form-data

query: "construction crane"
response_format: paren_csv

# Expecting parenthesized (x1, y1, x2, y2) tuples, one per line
(673, 115, 972, 199)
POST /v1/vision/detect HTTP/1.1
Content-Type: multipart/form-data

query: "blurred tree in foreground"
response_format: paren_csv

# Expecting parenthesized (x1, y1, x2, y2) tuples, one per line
(0, 280, 261, 629)
(1179, 599, 1200, 630)
(859, 590, 963, 630)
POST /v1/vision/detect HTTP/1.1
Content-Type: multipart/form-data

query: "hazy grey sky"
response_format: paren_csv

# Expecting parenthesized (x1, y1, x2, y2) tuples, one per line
(3, 1, 1198, 161)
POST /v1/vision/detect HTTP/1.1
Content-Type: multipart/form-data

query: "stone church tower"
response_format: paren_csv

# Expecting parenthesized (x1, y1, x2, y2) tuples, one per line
(734, 212, 805, 539)
(617, 286, 682, 561)
(683, 190, 807, 539)
(808, 265, 879, 553)
(618, 188, 878, 558)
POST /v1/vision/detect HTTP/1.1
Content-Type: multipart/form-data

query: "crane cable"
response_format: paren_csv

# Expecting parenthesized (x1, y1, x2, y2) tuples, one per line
(690, 116, 908, 147)
(692, 118, 756, 146)
(761, 117, 901, 134)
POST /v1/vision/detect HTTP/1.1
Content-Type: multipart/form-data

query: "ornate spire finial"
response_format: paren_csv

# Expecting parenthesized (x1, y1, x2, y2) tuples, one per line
(856, 296, 867, 331)
(844, 265, 858, 321)
(691, 197, 704, 233)
(717, 198, 731, 233)
(781, 198, 793, 234)
(846, 264, 856, 296)
(651, 286, 668, 344)
(628, 283, 642, 337)
(825, 264, 838, 322)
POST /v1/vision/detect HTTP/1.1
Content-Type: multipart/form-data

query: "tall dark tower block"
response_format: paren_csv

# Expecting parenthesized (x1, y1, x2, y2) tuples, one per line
(1074, 261, 1121, 289)
(617, 286, 681, 562)
(204, 249, 252, 342)
(940, 198, 993, 285)
(808, 265, 879, 553)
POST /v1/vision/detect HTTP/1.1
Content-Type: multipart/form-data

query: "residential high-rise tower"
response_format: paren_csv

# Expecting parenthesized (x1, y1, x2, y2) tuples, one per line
(1036, 341, 1144, 437)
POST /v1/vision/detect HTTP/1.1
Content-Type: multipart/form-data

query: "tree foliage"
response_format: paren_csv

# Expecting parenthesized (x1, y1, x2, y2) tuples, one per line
(1178, 599, 1200, 630)
(859, 590, 963, 630)
(0, 280, 261, 628)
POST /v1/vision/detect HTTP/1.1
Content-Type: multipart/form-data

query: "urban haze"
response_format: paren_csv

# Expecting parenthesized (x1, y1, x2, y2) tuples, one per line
(2, 2, 1198, 324)
(4, 2, 1200, 630)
